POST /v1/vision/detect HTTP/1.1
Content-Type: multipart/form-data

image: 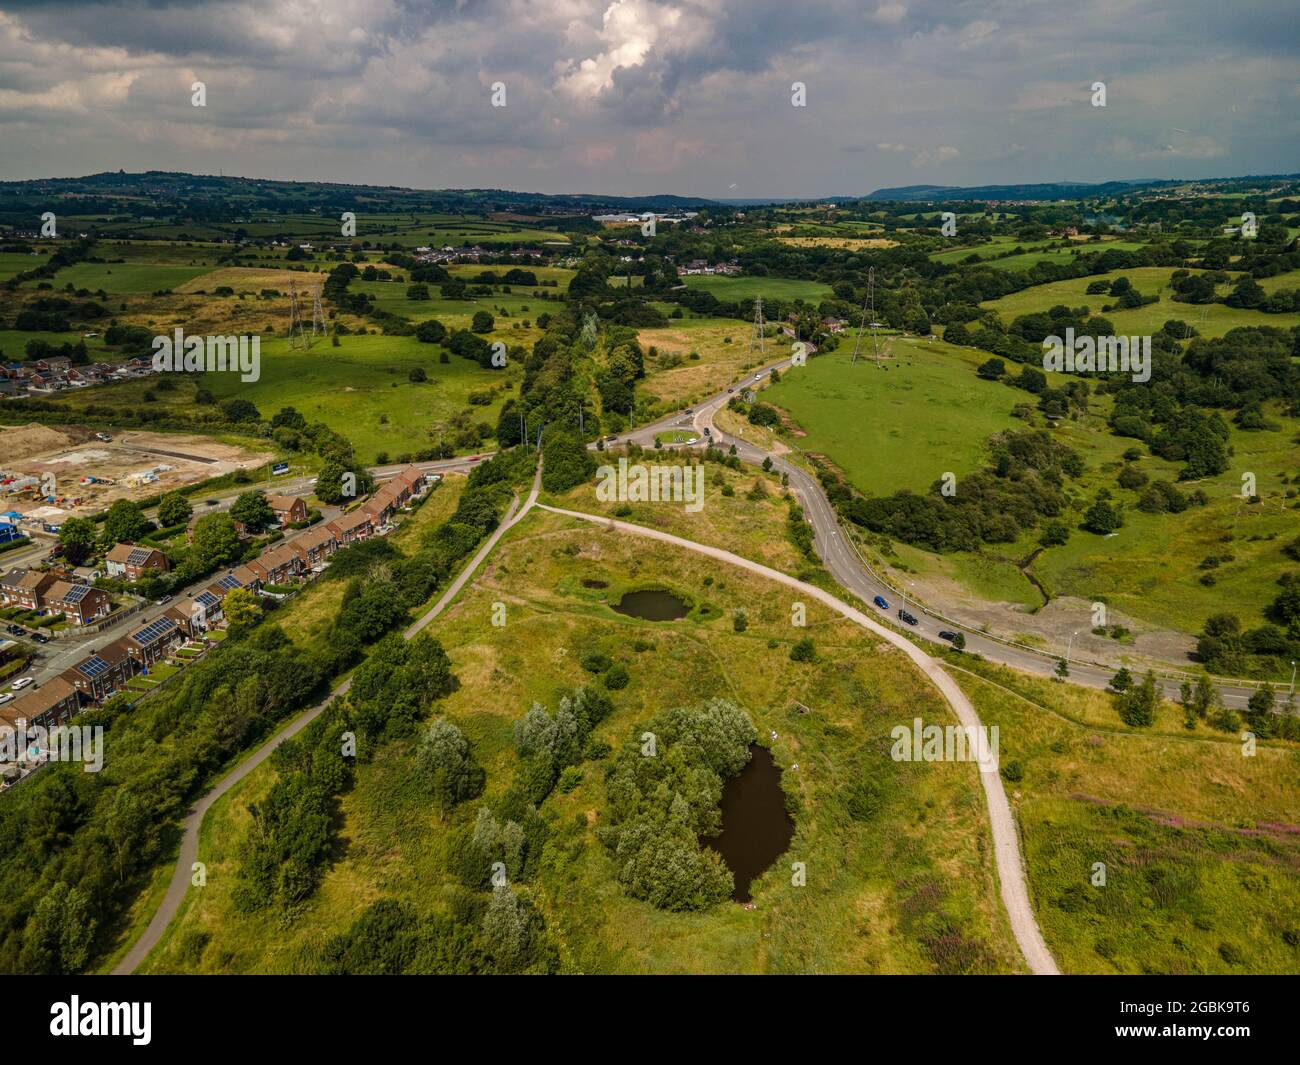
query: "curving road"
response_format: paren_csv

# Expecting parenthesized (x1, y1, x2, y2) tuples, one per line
(538, 501, 1060, 975)
(605, 360, 1277, 712)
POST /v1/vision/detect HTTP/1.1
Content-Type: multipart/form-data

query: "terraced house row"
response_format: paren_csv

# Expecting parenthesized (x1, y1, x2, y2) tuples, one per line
(0, 466, 432, 755)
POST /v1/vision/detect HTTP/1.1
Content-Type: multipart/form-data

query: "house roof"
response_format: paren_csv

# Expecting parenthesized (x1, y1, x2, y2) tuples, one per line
(0, 676, 77, 730)
(106, 542, 160, 566)
(327, 510, 373, 535)
(266, 494, 305, 513)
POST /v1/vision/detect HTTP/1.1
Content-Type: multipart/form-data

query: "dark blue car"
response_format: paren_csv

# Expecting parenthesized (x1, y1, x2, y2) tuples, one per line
(873, 595, 890, 610)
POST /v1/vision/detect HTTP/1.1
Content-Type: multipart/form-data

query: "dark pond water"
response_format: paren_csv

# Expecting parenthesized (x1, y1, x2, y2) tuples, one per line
(702, 745, 795, 903)
(611, 589, 689, 621)
(582, 578, 608, 589)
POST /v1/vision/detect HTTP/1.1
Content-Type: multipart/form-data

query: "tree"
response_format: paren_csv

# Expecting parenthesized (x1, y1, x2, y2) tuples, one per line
(790, 637, 816, 662)
(1117, 670, 1158, 727)
(977, 357, 1006, 380)
(415, 319, 446, 344)
(1110, 666, 1133, 692)
(471, 311, 494, 334)
(19, 881, 96, 975)
(58, 516, 97, 565)
(951, 632, 965, 652)
(540, 430, 596, 493)
(1055, 658, 1070, 680)
(230, 490, 275, 533)
(733, 608, 748, 633)
(482, 886, 532, 972)
(409, 366, 427, 383)
(222, 586, 262, 629)
(406, 282, 430, 301)
(102, 499, 147, 545)
(1083, 499, 1123, 535)
(157, 491, 192, 528)
(415, 719, 485, 818)
(190, 512, 241, 569)
(220, 398, 260, 423)
(400, 633, 458, 704)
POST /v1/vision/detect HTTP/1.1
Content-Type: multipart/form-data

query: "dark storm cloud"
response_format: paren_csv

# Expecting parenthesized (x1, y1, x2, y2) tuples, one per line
(0, 0, 1295, 196)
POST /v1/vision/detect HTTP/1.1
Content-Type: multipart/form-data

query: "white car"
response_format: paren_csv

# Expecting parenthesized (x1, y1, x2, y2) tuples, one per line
(11, 677, 33, 691)
(0, 692, 12, 704)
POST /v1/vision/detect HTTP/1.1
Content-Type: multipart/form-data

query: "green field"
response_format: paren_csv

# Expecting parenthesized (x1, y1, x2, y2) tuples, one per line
(682, 275, 833, 303)
(760, 335, 1300, 642)
(761, 340, 1021, 494)
(982, 267, 1297, 339)
(23, 333, 515, 463)
(957, 661, 1300, 974)
(138, 507, 1021, 975)
(55, 262, 217, 293)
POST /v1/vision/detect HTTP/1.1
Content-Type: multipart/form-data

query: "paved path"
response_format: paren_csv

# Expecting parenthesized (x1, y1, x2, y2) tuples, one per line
(538, 501, 1061, 975)
(113, 470, 537, 974)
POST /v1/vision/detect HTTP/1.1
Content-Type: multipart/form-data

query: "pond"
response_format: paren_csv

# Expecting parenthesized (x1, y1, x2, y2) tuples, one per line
(610, 589, 689, 621)
(702, 745, 795, 903)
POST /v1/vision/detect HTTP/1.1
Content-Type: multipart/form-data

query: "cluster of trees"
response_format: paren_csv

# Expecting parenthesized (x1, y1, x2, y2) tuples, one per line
(1195, 600, 1300, 681)
(311, 890, 553, 974)
(236, 631, 462, 914)
(598, 699, 757, 911)
(512, 687, 616, 805)
(842, 431, 1083, 552)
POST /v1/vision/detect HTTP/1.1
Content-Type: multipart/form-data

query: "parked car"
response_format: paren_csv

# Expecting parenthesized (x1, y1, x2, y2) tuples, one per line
(703, 427, 711, 436)
(11, 677, 33, 690)
(156, 594, 172, 605)
(95, 431, 112, 442)
(0, 692, 12, 704)
(205, 499, 219, 507)
(6, 624, 24, 636)
(31, 633, 49, 645)
(873, 595, 890, 610)
(897, 609, 919, 626)
(937, 630, 959, 643)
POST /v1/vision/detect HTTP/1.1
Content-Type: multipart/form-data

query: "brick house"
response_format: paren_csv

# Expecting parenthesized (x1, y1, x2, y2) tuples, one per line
(1, 677, 81, 734)
(361, 466, 427, 527)
(123, 616, 182, 669)
(105, 543, 171, 581)
(246, 543, 303, 586)
(0, 568, 57, 611)
(61, 640, 134, 703)
(326, 509, 373, 545)
(44, 582, 112, 626)
(289, 525, 337, 569)
(267, 494, 308, 526)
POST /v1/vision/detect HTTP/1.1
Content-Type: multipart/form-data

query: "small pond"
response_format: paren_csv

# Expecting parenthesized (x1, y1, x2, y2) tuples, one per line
(611, 589, 689, 621)
(702, 745, 796, 903)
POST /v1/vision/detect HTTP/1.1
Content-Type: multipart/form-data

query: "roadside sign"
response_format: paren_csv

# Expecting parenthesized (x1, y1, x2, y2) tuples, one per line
(272, 463, 289, 475)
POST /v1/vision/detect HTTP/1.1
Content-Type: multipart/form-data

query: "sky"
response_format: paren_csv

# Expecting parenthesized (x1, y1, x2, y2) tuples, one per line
(0, 0, 1298, 199)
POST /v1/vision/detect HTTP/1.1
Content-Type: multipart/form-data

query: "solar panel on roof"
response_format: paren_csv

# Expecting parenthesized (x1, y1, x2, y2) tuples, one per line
(131, 618, 175, 645)
(77, 656, 110, 678)
(127, 547, 153, 565)
(196, 591, 219, 608)
(62, 585, 90, 603)
(216, 574, 240, 590)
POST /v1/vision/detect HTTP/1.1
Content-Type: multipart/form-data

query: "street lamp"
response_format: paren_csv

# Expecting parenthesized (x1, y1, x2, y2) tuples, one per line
(1066, 630, 1078, 661)
(1291, 660, 1297, 699)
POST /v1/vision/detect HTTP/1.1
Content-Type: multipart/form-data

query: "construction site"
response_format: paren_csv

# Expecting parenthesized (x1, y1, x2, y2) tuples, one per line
(0, 424, 274, 526)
